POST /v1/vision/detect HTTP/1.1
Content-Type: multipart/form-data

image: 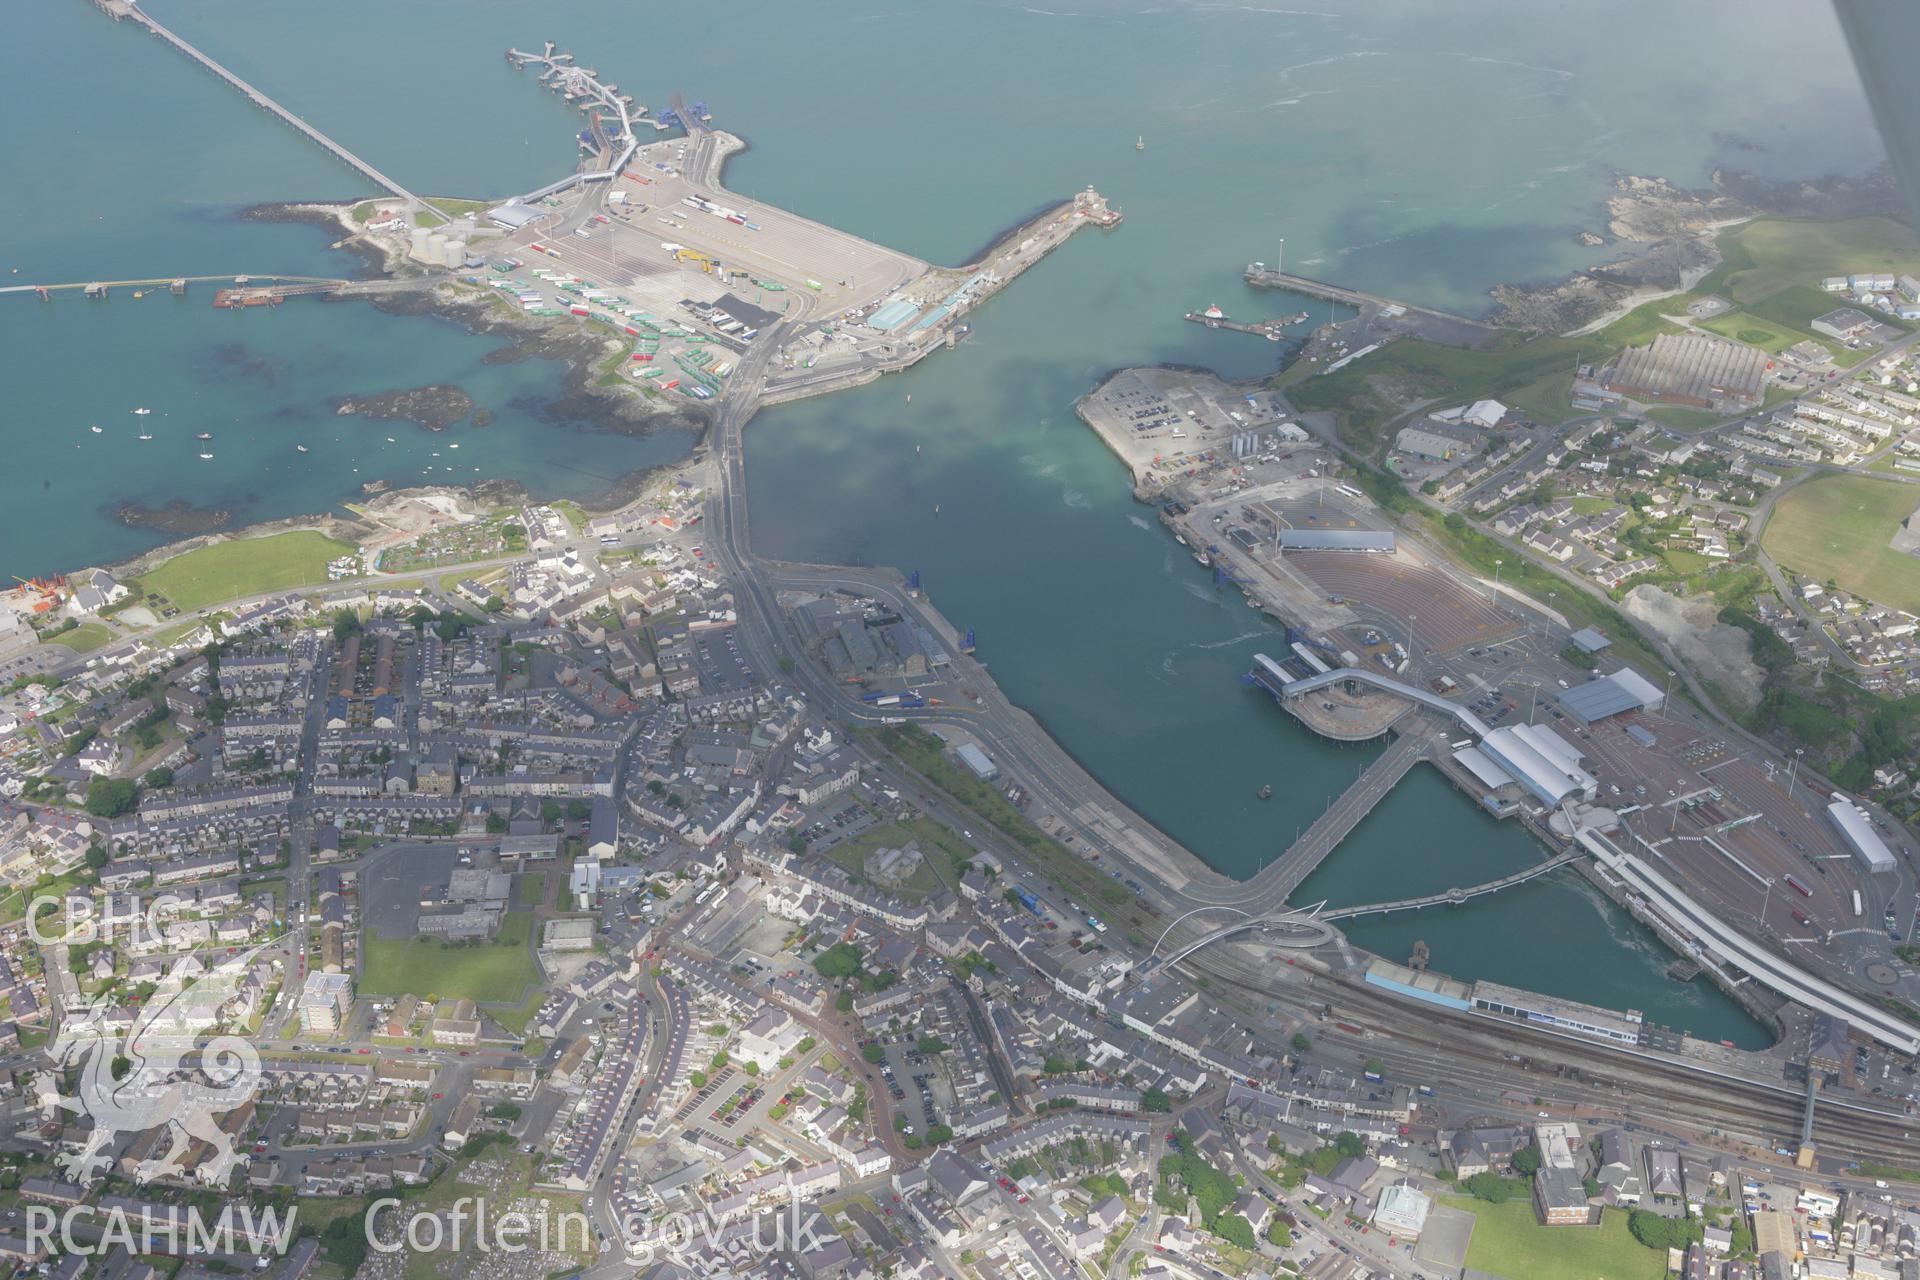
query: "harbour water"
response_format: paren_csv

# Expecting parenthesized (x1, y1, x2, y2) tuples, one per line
(1292, 769, 1770, 1047)
(4, 0, 1883, 1039)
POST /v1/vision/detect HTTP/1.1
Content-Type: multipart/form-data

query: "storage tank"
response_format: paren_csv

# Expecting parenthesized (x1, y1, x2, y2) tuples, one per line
(408, 227, 432, 260)
(427, 233, 449, 265)
(441, 238, 466, 268)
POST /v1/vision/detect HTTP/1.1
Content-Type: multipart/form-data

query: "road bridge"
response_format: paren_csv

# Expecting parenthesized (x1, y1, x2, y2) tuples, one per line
(1182, 722, 1435, 909)
(117, 3, 429, 211)
(1156, 909, 1338, 970)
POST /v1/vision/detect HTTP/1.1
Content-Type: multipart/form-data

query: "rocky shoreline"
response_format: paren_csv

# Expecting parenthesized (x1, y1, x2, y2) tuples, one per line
(1486, 166, 1906, 334)
(111, 500, 236, 537)
(330, 383, 475, 432)
(77, 201, 726, 584)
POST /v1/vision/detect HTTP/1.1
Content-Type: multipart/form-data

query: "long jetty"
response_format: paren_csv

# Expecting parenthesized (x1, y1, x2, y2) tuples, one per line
(109, 1, 429, 212)
(1243, 265, 1500, 349)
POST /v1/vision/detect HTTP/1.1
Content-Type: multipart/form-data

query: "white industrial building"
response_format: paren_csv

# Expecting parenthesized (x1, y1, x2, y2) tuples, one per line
(1476, 723, 1597, 806)
(487, 200, 542, 231)
(956, 743, 998, 780)
(1827, 795, 1898, 874)
(1579, 826, 1920, 1054)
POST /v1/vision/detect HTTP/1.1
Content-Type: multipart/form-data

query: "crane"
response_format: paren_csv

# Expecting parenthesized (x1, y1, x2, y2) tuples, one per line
(1213, 563, 1254, 589)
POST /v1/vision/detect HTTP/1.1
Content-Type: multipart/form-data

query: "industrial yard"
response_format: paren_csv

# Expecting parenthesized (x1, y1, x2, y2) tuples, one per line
(1075, 366, 1307, 496)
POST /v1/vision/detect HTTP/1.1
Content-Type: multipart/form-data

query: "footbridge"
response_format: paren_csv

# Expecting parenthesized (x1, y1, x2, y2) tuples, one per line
(117, 3, 429, 211)
(1156, 851, 1588, 970)
(1322, 850, 1585, 920)
(1278, 666, 1490, 737)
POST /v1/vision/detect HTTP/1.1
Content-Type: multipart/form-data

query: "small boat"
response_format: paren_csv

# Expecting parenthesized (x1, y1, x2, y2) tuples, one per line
(196, 432, 212, 440)
(386, 437, 396, 444)
(1257, 784, 1272, 800)
(89, 425, 102, 434)
(1136, 135, 1145, 152)
(137, 433, 153, 442)
(906, 393, 912, 403)
(198, 452, 214, 460)
(296, 444, 309, 453)
(131, 407, 152, 416)
(915, 443, 921, 454)
(449, 442, 460, 449)
(933, 504, 941, 515)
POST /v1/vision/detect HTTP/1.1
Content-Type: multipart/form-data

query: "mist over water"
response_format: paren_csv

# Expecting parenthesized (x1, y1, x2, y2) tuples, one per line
(4, 0, 1870, 1044)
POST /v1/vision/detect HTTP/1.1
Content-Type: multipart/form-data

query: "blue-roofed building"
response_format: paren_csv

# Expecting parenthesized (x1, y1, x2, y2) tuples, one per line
(1277, 529, 1396, 552)
(908, 303, 953, 333)
(1556, 667, 1665, 724)
(867, 299, 923, 332)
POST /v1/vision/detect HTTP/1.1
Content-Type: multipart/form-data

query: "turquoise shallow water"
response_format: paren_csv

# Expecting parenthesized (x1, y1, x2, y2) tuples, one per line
(5, 0, 1876, 1043)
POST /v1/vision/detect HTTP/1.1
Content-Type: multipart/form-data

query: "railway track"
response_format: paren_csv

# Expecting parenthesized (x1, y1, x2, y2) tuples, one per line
(1183, 943, 1920, 1167)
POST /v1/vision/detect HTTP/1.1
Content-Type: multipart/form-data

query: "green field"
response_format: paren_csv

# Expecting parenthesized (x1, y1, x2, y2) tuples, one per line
(1695, 309, 1813, 355)
(1443, 1198, 1664, 1280)
(49, 623, 112, 653)
(1644, 404, 1732, 431)
(1739, 284, 1903, 367)
(822, 818, 971, 896)
(414, 197, 495, 229)
(1699, 216, 1920, 304)
(359, 911, 541, 1006)
(136, 531, 355, 612)
(1761, 474, 1920, 611)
